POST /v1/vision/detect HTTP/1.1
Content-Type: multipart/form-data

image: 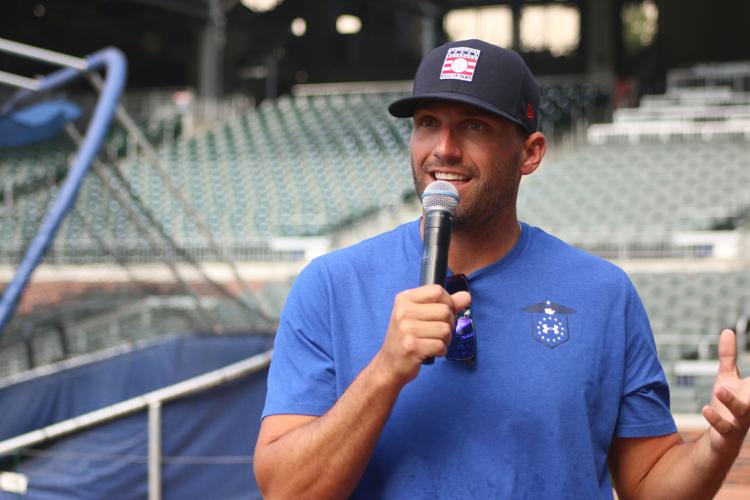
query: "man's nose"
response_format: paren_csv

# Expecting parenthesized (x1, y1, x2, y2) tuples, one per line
(433, 126, 462, 162)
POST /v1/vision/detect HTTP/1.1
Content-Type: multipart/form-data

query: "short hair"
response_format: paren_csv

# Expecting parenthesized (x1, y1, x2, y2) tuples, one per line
(516, 124, 530, 142)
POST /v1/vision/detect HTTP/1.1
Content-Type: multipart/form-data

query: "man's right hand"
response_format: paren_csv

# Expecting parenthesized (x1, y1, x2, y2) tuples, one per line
(374, 284, 471, 386)
(255, 285, 469, 499)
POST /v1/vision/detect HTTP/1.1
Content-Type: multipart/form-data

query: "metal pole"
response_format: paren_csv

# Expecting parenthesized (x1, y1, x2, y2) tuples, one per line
(0, 38, 87, 70)
(0, 70, 39, 90)
(198, 0, 225, 120)
(3, 177, 13, 212)
(70, 209, 144, 285)
(736, 315, 749, 361)
(148, 401, 162, 500)
(63, 124, 220, 332)
(86, 73, 276, 323)
(55, 321, 70, 357)
(90, 163, 220, 332)
(419, 1, 437, 56)
(0, 46, 127, 336)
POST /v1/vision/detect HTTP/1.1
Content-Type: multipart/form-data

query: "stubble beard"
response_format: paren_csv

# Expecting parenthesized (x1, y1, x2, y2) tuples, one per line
(412, 149, 523, 231)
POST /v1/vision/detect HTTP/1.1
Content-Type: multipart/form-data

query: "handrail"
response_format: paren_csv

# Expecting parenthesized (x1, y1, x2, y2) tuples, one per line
(0, 348, 272, 456)
(0, 41, 127, 335)
(0, 70, 38, 91)
(0, 38, 86, 70)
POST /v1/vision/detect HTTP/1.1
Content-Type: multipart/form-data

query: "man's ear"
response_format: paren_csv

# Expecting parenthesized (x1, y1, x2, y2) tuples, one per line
(519, 132, 547, 176)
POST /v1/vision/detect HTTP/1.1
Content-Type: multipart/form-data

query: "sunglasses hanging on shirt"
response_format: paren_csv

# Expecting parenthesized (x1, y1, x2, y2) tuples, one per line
(445, 274, 476, 365)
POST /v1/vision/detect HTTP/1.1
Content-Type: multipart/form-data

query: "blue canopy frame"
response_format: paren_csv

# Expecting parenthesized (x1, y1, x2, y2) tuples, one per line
(0, 39, 127, 335)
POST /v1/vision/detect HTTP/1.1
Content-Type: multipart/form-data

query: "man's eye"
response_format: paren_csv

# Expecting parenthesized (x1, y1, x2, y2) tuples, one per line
(418, 118, 437, 128)
(467, 121, 485, 131)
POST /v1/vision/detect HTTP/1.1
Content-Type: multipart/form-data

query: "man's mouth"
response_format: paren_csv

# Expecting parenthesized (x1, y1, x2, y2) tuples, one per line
(433, 171, 469, 182)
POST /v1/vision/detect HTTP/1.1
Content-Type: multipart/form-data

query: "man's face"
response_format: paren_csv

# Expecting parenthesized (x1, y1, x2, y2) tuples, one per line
(410, 101, 525, 229)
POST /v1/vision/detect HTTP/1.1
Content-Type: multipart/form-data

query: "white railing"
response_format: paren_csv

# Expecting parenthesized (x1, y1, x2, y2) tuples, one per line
(537, 226, 747, 261)
(0, 348, 273, 500)
(641, 89, 750, 108)
(587, 120, 750, 144)
(613, 105, 750, 123)
(658, 316, 749, 367)
(667, 61, 750, 93)
(0, 239, 322, 264)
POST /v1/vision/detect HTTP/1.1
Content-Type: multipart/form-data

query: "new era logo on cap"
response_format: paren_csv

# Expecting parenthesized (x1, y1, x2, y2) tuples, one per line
(440, 47, 481, 82)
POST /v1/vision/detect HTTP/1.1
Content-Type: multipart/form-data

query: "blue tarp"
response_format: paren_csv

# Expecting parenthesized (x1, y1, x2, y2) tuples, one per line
(0, 334, 272, 499)
(0, 99, 81, 148)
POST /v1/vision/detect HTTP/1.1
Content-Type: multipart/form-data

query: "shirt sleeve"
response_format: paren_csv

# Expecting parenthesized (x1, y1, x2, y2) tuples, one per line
(261, 259, 338, 419)
(614, 280, 678, 438)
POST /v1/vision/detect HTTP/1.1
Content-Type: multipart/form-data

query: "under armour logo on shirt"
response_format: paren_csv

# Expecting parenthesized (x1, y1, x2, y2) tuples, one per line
(522, 300, 576, 348)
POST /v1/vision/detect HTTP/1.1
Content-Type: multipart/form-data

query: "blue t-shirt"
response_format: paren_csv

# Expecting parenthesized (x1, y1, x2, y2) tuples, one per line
(262, 220, 676, 499)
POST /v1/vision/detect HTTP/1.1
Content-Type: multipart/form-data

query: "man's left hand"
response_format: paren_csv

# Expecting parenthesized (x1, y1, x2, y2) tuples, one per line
(702, 329, 750, 458)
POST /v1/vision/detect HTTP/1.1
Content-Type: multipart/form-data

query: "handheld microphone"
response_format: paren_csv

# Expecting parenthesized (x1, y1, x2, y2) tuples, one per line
(419, 180, 459, 365)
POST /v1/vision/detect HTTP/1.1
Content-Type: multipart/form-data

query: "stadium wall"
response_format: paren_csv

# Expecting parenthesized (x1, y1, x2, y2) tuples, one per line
(0, 334, 272, 499)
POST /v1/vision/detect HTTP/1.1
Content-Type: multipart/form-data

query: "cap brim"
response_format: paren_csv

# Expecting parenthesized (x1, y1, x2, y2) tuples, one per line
(388, 92, 523, 129)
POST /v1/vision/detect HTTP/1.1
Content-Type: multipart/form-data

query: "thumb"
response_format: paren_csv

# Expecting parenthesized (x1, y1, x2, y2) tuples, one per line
(718, 329, 738, 375)
(450, 291, 471, 314)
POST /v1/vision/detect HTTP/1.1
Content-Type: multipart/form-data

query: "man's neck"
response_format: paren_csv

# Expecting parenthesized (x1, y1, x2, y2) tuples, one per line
(420, 210, 522, 277)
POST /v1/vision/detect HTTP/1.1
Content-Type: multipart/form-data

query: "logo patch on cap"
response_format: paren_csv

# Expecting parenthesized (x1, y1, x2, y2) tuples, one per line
(440, 47, 481, 82)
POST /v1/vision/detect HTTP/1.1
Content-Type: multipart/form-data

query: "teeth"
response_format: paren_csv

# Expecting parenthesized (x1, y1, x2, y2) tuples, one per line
(435, 172, 467, 181)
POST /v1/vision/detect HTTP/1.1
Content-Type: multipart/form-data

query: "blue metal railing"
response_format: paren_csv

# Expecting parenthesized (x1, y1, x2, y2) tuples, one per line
(0, 41, 127, 335)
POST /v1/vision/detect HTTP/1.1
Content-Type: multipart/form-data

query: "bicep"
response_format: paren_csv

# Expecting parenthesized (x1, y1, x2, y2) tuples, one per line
(608, 433, 683, 499)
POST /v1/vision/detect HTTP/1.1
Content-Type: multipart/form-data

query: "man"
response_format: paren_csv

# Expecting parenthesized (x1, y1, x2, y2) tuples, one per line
(254, 39, 750, 499)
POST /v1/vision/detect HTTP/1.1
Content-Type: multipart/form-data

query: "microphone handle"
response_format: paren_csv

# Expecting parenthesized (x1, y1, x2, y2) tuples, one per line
(420, 209, 452, 365)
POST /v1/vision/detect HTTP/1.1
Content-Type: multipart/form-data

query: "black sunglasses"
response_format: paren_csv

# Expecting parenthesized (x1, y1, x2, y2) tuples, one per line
(445, 274, 476, 364)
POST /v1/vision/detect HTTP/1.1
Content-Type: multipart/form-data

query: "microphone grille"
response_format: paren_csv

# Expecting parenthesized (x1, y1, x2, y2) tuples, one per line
(421, 181, 459, 215)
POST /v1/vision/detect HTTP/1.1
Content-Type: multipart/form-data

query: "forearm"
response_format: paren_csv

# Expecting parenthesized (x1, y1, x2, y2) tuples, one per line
(255, 285, 470, 498)
(613, 331, 750, 499)
(255, 354, 403, 499)
(635, 431, 739, 500)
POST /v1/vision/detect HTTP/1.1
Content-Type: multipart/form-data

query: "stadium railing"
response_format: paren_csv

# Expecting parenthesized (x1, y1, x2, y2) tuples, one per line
(0, 345, 272, 499)
(667, 61, 750, 93)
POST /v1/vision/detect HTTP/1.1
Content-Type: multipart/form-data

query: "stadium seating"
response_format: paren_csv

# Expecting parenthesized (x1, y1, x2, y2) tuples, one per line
(105, 115, 183, 158)
(0, 278, 289, 379)
(629, 269, 750, 411)
(0, 83, 610, 263)
(518, 138, 750, 247)
(0, 137, 71, 208)
(2, 78, 749, 409)
(630, 271, 750, 359)
(538, 83, 609, 136)
(543, 66, 750, 251)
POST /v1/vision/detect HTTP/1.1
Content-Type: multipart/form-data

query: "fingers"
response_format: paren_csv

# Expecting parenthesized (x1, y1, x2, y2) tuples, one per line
(451, 290, 471, 313)
(396, 307, 453, 343)
(396, 290, 455, 325)
(703, 405, 737, 437)
(402, 302, 455, 323)
(714, 385, 750, 426)
(409, 284, 457, 305)
(718, 329, 738, 376)
(703, 384, 750, 452)
(399, 285, 472, 318)
(700, 331, 749, 453)
(380, 285, 472, 380)
(401, 331, 451, 358)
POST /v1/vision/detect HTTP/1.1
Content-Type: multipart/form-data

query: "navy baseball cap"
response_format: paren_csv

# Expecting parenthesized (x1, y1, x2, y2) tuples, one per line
(389, 39, 540, 134)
